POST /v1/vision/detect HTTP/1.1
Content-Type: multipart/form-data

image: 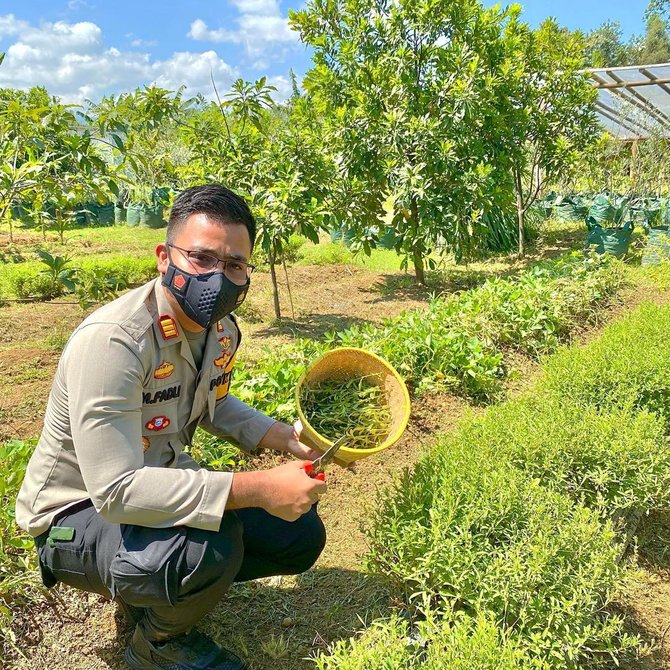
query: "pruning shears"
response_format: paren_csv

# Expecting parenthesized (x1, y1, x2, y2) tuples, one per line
(302, 435, 347, 481)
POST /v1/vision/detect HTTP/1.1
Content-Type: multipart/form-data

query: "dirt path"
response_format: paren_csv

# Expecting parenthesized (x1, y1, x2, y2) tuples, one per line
(7, 266, 670, 670)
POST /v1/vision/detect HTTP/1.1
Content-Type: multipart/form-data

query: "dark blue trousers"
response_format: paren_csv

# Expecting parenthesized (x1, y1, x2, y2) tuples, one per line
(35, 500, 326, 640)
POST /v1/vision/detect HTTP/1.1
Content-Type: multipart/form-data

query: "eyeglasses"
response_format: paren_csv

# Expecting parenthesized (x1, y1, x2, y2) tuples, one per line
(168, 244, 255, 284)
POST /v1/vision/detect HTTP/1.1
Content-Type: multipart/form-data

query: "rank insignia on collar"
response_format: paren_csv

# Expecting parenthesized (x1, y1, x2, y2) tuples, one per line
(159, 315, 179, 340)
(216, 321, 224, 333)
(154, 360, 175, 379)
(146, 415, 170, 432)
(142, 437, 150, 452)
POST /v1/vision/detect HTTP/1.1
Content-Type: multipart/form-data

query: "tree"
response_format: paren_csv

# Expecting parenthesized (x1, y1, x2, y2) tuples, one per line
(35, 100, 118, 243)
(635, 12, 670, 64)
(291, 0, 529, 283)
(180, 78, 333, 319)
(86, 86, 193, 207)
(585, 21, 631, 67)
(503, 18, 599, 256)
(0, 90, 53, 243)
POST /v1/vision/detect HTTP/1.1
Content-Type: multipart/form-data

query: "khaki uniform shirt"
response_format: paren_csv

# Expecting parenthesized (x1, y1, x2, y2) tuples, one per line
(16, 277, 275, 537)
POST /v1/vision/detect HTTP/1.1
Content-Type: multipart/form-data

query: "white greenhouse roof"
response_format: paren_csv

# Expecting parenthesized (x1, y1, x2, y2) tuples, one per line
(585, 63, 670, 140)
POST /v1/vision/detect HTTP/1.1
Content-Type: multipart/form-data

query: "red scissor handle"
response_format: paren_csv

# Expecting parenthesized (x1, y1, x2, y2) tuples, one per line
(302, 462, 326, 481)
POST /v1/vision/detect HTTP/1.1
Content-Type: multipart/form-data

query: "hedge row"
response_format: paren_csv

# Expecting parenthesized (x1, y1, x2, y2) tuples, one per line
(232, 253, 626, 421)
(316, 302, 670, 669)
(0, 255, 157, 301)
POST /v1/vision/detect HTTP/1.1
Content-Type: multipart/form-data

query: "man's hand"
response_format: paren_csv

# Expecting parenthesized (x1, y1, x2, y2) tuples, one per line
(258, 420, 320, 461)
(228, 462, 327, 522)
(259, 461, 327, 521)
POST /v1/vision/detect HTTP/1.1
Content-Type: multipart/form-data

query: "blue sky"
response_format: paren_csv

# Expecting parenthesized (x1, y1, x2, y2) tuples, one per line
(0, 0, 652, 103)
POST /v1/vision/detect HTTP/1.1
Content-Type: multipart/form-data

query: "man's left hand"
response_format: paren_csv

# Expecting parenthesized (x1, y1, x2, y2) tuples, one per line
(258, 421, 320, 461)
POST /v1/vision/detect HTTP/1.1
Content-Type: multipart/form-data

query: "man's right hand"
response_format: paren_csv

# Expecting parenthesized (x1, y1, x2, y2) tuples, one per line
(227, 461, 327, 522)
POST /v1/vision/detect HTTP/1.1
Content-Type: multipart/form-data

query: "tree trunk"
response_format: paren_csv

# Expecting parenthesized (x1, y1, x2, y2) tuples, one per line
(514, 168, 525, 258)
(412, 252, 425, 285)
(57, 213, 65, 245)
(268, 246, 282, 320)
(1, 205, 13, 244)
(410, 196, 425, 285)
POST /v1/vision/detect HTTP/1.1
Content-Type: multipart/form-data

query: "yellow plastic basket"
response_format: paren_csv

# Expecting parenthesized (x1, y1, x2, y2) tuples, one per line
(295, 347, 411, 465)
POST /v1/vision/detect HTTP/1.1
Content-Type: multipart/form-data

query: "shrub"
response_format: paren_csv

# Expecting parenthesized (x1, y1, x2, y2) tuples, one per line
(314, 613, 536, 670)
(0, 440, 45, 655)
(541, 302, 670, 423)
(454, 396, 670, 520)
(366, 426, 637, 667)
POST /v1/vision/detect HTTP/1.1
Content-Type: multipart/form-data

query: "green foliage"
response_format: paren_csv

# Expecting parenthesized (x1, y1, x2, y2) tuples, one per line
(37, 249, 77, 295)
(232, 253, 625, 418)
(234, 340, 326, 423)
(505, 18, 598, 255)
(585, 21, 632, 68)
(0, 255, 156, 301)
(180, 78, 333, 318)
(292, 0, 529, 276)
(366, 436, 635, 667)
(314, 613, 535, 670)
(333, 253, 624, 396)
(187, 428, 246, 471)
(355, 303, 670, 669)
(73, 267, 128, 310)
(541, 301, 670, 423)
(0, 439, 44, 653)
(452, 395, 670, 521)
(251, 233, 306, 268)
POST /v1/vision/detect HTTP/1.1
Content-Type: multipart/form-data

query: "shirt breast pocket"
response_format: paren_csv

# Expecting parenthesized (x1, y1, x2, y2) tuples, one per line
(141, 381, 182, 436)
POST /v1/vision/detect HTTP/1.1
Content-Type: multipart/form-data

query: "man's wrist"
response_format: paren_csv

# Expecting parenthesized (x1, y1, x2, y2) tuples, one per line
(227, 470, 270, 510)
(257, 421, 290, 453)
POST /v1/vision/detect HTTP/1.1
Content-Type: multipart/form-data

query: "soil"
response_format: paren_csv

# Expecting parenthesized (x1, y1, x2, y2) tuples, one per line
(4, 250, 670, 669)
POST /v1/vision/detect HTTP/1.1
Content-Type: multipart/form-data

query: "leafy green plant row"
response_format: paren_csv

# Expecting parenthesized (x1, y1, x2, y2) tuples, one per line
(316, 301, 670, 669)
(0, 254, 157, 301)
(232, 253, 626, 429)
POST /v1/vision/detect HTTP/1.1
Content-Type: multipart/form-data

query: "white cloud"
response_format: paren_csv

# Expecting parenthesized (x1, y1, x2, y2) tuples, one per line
(231, 0, 278, 14)
(188, 19, 236, 43)
(266, 74, 293, 102)
(0, 14, 240, 103)
(130, 38, 158, 48)
(188, 0, 301, 63)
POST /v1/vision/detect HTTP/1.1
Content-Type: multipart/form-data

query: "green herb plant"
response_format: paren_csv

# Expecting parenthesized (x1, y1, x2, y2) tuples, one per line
(300, 376, 391, 449)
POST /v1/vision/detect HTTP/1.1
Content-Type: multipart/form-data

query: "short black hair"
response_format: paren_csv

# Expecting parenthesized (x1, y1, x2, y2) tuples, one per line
(167, 184, 256, 248)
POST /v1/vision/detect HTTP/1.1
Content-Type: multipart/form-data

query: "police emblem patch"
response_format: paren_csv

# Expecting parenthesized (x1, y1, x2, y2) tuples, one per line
(154, 360, 175, 379)
(213, 352, 231, 368)
(145, 416, 171, 431)
(218, 336, 232, 351)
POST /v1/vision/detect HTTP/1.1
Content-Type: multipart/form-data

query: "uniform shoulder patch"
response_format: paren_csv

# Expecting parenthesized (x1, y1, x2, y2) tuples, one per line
(158, 315, 179, 340)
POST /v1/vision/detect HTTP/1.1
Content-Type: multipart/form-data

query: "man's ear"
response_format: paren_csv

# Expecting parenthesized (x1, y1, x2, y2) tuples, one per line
(156, 244, 169, 274)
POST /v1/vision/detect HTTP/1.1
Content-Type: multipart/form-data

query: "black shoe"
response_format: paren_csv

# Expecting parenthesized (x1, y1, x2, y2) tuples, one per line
(124, 625, 247, 670)
(115, 598, 146, 626)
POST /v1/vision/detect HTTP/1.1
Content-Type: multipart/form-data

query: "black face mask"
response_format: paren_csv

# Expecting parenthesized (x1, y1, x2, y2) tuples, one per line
(162, 261, 249, 329)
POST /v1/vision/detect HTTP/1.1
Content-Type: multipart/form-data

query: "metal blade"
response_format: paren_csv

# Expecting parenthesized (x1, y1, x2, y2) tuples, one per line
(311, 435, 347, 472)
